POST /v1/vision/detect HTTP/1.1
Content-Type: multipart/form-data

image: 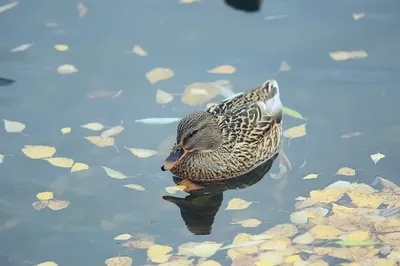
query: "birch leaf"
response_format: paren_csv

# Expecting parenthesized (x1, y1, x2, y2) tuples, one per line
(32, 200, 49, 210)
(101, 125, 124, 138)
(283, 124, 307, 138)
(101, 166, 128, 179)
(156, 89, 174, 104)
(135, 117, 181, 125)
(61, 127, 71, 135)
(57, 64, 78, 74)
(232, 219, 261, 228)
(104, 257, 132, 266)
(165, 185, 187, 194)
(36, 191, 54, 201)
(147, 244, 173, 263)
(352, 13, 365, 20)
(180, 0, 200, 3)
(21, 145, 56, 159)
(181, 82, 220, 106)
(85, 136, 115, 147)
(3, 119, 25, 133)
(341, 132, 362, 138)
(0, 154, 4, 163)
(146, 68, 174, 85)
(330, 50, 368, 61)
(133, 45, 147, 56)
(36, 262, 58, 266)
(10, 43, 33, 53)
(282, 106, 306, 120)
(114, 233, 132, 240)
(47, 200, 70, 210)
(70, 162, 89, 173)
(77, 2, 88, 18)
(81, 122, 104, 131)
(45, 157, 74, 168)
(370, 152, 385, 164)
(54, 44, 69, 51)
(279, 60, 291, 72)
(303, 173, 319, 180)
(125, 147, 157, 158)
(0, 1, 19, 14)
(123, 184, 145, 191)
(225, 198, 252, 210)
(207, 65, 236, 74)
(335, 167, 356, 176)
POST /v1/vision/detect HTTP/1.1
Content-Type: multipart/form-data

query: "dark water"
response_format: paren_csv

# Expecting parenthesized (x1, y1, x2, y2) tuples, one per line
(1, 0, 400, 265)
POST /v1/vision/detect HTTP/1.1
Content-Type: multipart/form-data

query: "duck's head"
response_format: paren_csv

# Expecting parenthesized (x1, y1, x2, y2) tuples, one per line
(161, 111, 222, 171)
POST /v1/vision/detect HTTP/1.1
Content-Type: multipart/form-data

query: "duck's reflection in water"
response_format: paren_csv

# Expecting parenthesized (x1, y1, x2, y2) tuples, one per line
(163, 154, 278, 235)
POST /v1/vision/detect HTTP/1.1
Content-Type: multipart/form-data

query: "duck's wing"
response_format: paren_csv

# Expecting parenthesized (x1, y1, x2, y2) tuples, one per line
(206, 80, 278, 116)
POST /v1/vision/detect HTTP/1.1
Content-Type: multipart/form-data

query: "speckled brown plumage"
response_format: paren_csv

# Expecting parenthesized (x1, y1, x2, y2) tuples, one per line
(164, 80, 283, 181)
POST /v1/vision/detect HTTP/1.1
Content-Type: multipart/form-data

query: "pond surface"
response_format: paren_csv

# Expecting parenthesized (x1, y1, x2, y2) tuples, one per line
(1, 0, 400, 265)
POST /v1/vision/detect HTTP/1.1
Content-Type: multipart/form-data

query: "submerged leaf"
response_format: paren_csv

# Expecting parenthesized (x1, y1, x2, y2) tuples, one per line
(36, 191, 54, 201)
(85, 136, 115, 147)
(341, 132, 362, 138)
(57, 64, 78, 74)
(279, 60, 291, 72)
(352, 13, 365, 20)
(32, 200, 49, 210)
(47, 200, 70, 210)
(133, 45, 147, 56)
(70, 162, 89, 173)
(146, 67, 174, 85)
(81, 122, 104, 131)
(135, 117, 181, 125)
(101, 166, 128, 179)
(156, 89, 174, 104)
(77, 2, 88, 18)
(125, 147, 157, 158)
(283, 124, 307, 138)
(207, 65, 236, 74)
(3, 119, 25, 133)
(123, 184, 145, 191)
(335, 167, 356, 176)
(21, 145, 56, 159)
(282, 106, 306, 120)
(10, 43, 33, 53)
(225, 198, 252, 210)
(370, 152, 385, 164)
(45, 157, 74, 168)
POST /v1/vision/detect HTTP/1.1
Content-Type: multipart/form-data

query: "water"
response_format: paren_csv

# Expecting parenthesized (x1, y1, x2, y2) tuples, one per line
(1, 0, 400, 265)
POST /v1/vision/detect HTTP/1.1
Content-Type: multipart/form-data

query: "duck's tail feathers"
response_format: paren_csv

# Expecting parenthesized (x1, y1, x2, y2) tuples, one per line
(260, 80, 283, 123)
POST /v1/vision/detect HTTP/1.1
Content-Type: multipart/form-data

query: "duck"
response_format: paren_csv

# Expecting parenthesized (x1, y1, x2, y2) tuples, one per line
(161, 79, 283, 182)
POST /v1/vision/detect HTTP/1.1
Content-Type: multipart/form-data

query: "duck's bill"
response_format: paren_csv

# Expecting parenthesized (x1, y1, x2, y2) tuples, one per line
(161, 146, 187, 171)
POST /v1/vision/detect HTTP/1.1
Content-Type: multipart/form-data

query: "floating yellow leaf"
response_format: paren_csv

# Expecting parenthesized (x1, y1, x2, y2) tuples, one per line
(47, 200, 70, 210)
(309, 188, 346, 204)
(70, 162, 89, 173)
(165, 185, 187, 194)
(54, 44, 69, 51)
(57, 64, 78, 74)
(133, 45, 147, 56)
(225, 198, 252, 210)
(3, 119, 25, 133)
(255, 262, 274, 266)
(178, 241, 223, 258)
(181, 82, 220, 106)
(101, 166, 128, 179)
(21, 145, 56, 159)
(198, 260, 222, 266)
(346, 190, 384, 209)
(114, 233, 132, 240)
(232, 219, 261, 228)
(293, 232, 315, 244)
(61, 127, 71, 135)
(156, 89, 174, 104)
(259, 237, 291, 251)
(341, 132, 362, 138)
(45, 157, 74, 168)
(254, 224, 298, 240)
(77, 2, 88, 18)
(335, 167, 356, 176)
(123, 184, 145, 191)
(340, 231, 370, 241)
(284, 255, 302, 263)
(0, 154, 4, 163)
(282, 106, 306, 120)
(290, 210, 308, 224)
(101, 125, 124, 138)
(104, 256, 132, 266)
(125, 147, 157, 158)
(146, 67, 174, 85)
(10, 43, 33, 53)
(352, 13, 365, 20)
(36, 191, 54, 201)
(279, 60, 291, 72)
(309, 224, 344, 239)
(0, 1, 19, 14)
(330, 50, 368, 61)
(370, 152, 385, 164)
(283, 123, 307, 138)
(147, 244, 173, 263)
(85, 136, 115, 147)
(303, 173, 319, 180)
(207, 65, 236, 74)
(36, 261, 58, 266)
(81, 122, 104, 131)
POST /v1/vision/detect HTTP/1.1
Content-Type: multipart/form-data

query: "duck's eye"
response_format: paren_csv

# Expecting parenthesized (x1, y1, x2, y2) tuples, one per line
(191, 129, 198, 136)
(176, 146, 182, 152)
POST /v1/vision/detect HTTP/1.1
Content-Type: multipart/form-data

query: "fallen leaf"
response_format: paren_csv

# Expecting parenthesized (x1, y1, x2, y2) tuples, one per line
(293, 232, 315, 244)
(104, 256, 132, 266)
(32, 200, 49, 210)
(146, 67, 174, 85)
(282, 106, 306, 120)
(303, 173, 319, 180)
(0, 154, 4, 163)
(47, 200, 70, 210)
(178, 241, 223, 258)
(122, 236, 155, 249)
(219, 239, 265, 250)
(36, 191, 54, 201)
(231, 219, 261, 228)
(352, 13, 365, 20)
(86, 90, 122, 99)
(85, 136, 115, 147)
(125, 147, 157, 158)
(36, 261, 58, 266)
(101, 125, 124, 138)
(181, 82, 220, 106)
(335, 240, 377, 246)
(254, 224, 298, 240)
(198, 260, 222, 266)
(346, 190, 384, 208)
(45, 157, 74, 168)
(156, 89, 174, 104)
(3, 119, 25, 133)
(114, 233, 132, 240)
(227, 233, 259, 255)
(70, 162, 89, 173)
(370, 152, 385, 164)
(147, 244, 173, 263)
(279, 60, 291, 72)
(335, 167, 356, 176)
(165, 185, 187, 194)
(133, 45, 147, 56)
(225, 198, 252, 210)
(290, 210, 309, 224)
(0, 1, 18, 14)
(77, 2, 88, 18)
(284, 255, 302, 264)
(309, 224, 344, 239)
(54, 44, 69, 51)
(283, 124, 307, 138)
(259, 237, 291, 251)
(81, 122, 104, 131)
(101, 166, 128, 179)
(21, 145, 56, 159)
(10, 43, 33, 53)
(123, 184, 145, 191)
(341, 132, 362, 138)
(61, 127, 71, 135)
(57, 64, 78, 74)
(330, 50, 368, 61)
(340, 231, 370, 241)
(135, 117, 181, 125)
(180, 0, 199, 3)
(208, 65, 236, 74)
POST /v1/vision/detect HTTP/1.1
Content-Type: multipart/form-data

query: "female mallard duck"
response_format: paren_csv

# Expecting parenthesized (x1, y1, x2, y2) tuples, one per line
(161, 79, 283, 182)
